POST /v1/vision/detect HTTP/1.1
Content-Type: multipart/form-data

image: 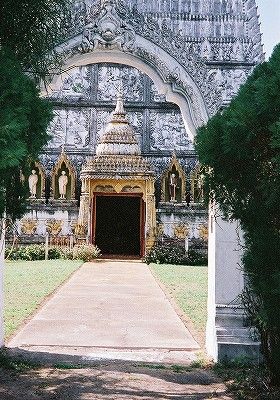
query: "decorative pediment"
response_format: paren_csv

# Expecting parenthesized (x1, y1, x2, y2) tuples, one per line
(79, 0, 135, 53)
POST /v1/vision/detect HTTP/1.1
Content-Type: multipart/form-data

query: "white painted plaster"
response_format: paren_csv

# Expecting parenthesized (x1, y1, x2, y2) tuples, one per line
(206, 205, 245, 360)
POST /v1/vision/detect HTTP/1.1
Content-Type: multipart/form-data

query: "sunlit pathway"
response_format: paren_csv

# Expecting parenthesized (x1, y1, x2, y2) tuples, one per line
(7, 261, 199, 364)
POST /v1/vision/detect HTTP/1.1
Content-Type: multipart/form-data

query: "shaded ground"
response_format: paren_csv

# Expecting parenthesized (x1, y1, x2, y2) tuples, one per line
(0, 361, 233, 400)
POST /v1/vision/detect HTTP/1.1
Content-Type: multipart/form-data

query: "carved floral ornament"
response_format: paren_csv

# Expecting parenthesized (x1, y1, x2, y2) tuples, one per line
(199, 224, 208, 241)
(46, 219, 63, 235)
(81, 154, 154, 181)
(92, 183, 144, 193)
(21, 219, 37, 235)
(91, 180, 145, 194)
(156, 222, 164, 237)
(79, 0, 135, 53)
(174, 223, 189, 239)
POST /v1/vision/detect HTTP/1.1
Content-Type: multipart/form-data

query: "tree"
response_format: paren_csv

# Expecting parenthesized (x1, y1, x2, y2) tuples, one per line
(0, 48, 53, 220)
(195, 44, 280, 385)
(0, 0, 72, 218)
(0, 0, 71, 78)
(0, 0, 72, 216)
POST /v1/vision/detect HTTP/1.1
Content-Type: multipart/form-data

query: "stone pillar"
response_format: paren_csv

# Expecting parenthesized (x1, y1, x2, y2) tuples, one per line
(206, 205, 261, 362)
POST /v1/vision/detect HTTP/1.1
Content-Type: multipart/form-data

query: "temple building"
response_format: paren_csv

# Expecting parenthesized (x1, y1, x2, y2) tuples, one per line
(16, 0, 264, 257)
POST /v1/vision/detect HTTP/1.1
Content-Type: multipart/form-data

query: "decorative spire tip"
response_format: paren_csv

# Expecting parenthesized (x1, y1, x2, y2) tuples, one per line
(114, 81, 125, 114)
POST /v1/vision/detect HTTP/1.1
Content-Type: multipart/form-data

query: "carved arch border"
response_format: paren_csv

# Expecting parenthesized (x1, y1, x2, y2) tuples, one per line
(161, 154, 186, 203)
(45, 45, 210, 141)
(51, 152, 76, 200)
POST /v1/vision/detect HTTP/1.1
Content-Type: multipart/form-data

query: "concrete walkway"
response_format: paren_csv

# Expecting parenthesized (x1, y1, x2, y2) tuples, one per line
(7, 261, 199, 364)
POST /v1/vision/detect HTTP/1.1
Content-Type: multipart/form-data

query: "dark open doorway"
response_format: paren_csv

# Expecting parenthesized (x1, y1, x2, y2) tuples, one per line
(94, 195, 142, 256)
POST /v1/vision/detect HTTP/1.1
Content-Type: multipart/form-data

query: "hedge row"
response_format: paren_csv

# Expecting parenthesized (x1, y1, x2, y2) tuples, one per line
(5, 244, 101, 262)
(145, 243, 207, 266)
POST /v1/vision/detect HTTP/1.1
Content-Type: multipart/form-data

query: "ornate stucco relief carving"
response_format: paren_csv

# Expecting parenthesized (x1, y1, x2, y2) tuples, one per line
(78, 0, 135, 52)
(68, 0, 262, 114)
(97, 65, 144, 101)
(49, 66, 91, 100)
(52, 2, 210, 125)
(47, 109, 91, 149)
(150, 111, 192, 152)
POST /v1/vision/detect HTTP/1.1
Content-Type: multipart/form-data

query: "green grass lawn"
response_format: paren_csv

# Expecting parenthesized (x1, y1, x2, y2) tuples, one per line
(150, 263, 208, 342)
(4, 260, 82, 340)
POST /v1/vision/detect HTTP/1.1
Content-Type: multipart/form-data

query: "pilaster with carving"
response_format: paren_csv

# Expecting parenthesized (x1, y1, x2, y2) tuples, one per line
(145, 178, 156, 251)
(77, 177, 90, 237)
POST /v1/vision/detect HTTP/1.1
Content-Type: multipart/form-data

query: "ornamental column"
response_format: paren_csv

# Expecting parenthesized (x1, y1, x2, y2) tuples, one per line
(206, 205, 261, 362)
(77, 177, 90, 239)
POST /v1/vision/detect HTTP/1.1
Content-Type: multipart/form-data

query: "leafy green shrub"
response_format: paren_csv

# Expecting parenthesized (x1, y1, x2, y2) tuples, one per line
(145, 243, 185, 265)
(48, 246, 63, 260)
(60, 248, 74, 260)
(5, 245, 45, 261)
(72, 244, 101, 262)
(185, 249, 208, 266)
(145, 243, 207, 265)
(6, 245, 66, 261)
(5, 246, 17, 260)
(145, 244, 207, 266)
(24, 244, 45, 260)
